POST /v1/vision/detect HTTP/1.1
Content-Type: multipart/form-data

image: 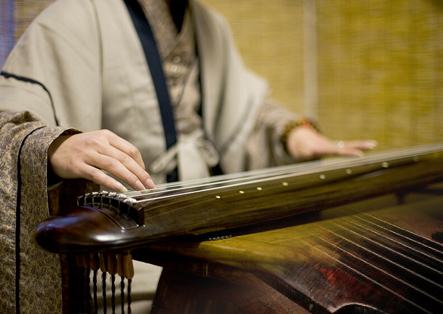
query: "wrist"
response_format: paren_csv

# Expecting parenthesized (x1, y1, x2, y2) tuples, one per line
(280, 119, 320, 153)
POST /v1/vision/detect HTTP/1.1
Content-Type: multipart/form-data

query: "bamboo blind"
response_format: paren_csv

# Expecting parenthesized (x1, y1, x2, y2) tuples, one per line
(0, 0, 15, 67)
(316, 0, 443, 149)
(201, 0, 306, 115)
(203, 0, 443, 149)
(13, 0, 55, 38)
(0, 0, 54, 66)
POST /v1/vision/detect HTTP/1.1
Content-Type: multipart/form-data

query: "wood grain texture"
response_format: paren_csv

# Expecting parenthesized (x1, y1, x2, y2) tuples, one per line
(34, 144, 443, 254)
(141, 194, 443, 314)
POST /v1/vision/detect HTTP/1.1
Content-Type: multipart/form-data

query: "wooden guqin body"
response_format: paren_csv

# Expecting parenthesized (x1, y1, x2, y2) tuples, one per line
(34, 143, 443, 314)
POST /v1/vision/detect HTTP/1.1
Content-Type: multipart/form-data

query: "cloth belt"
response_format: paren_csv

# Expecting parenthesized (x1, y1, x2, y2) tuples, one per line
(150, 129, 219, 181)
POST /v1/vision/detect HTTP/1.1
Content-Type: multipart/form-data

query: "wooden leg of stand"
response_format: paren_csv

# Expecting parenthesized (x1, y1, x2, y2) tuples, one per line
(60, 254, 93, 314)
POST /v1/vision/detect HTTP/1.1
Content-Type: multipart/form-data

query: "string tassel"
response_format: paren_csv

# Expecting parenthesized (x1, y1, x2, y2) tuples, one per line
(76, 252, 134, 314)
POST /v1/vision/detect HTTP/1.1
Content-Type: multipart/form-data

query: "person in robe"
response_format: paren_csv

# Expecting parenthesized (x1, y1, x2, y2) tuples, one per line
(0, 0, 376, 312)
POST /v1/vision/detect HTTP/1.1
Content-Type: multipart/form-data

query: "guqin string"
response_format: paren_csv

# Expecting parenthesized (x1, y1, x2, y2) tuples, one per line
(300, 205, 443, 314)
(122, 143, 443, 205)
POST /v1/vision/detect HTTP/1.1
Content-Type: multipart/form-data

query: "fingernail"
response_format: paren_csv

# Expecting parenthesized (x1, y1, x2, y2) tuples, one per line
(145, 178, 156, 189)
(367, 140, 378, 149)
(135, 180, 145, 191)
(114, 181, 128, 193)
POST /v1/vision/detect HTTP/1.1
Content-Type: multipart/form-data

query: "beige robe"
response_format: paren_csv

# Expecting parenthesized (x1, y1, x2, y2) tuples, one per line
(1, 0, 289, 184)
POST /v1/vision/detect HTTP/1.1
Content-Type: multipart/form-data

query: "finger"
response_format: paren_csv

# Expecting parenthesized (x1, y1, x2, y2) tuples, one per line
(342, 140, 378, 151)
(334, 147, 365, 157)
(104, 130, 146, 169)
(96, 143, 155, 190)
(88, 152, 155, 191)
(82, 131, 155, 190)
(78, 163, 130, 193)
(332, 140, 377, 157)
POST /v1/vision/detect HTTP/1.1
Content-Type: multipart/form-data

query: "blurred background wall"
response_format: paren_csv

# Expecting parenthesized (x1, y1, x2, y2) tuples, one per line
(1, 0, 442, 150)
(202, 0, 443, 150)
(0, 0, 54, 61)
(315, 0, 443, 150)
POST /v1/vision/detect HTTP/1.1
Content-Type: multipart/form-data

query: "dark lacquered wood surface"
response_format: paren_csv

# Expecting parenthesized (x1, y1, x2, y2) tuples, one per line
(138, 191, 443, 314)
(35, 143, 443, 253)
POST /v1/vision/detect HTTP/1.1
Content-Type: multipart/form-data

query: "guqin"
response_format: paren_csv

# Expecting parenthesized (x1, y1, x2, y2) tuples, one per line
(34, 143, 443, 314)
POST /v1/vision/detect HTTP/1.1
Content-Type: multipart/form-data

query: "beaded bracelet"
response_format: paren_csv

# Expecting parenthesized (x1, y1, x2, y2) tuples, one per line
(280, 119, 320, 152)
